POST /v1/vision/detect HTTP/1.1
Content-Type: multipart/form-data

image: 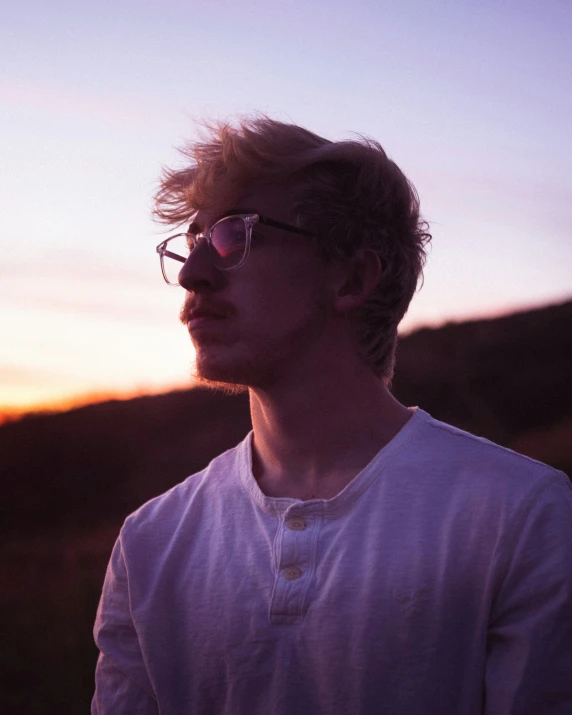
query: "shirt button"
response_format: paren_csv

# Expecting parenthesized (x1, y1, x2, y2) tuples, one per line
(287, 517, 306, 531)
(283, 566, 302, 581)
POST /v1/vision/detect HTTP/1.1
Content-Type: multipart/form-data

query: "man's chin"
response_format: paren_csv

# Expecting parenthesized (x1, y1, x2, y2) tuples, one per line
(191, 359, 250, 395)
(192, 371, 249, 396)
(192, 345, 280, 393)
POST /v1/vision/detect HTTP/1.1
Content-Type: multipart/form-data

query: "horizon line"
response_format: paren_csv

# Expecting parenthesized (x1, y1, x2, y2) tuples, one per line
(2, 295, 570, 424)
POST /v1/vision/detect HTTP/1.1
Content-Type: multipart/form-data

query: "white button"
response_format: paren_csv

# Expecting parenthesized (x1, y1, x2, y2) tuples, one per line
(283, 566, 302, 581)
(287, 517, 306, 531)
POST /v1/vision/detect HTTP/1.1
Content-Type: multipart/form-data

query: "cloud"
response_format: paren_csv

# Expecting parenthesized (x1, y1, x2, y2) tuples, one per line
(1, 288, 173, 326)
(0, 74, 169, 132)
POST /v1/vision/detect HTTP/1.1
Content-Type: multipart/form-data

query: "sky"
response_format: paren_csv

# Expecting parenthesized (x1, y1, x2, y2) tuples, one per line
(1, 0, 571, 415)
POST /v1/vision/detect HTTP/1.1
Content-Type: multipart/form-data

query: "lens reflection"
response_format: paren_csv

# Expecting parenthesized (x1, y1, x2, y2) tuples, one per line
(210, 216, 247, 268)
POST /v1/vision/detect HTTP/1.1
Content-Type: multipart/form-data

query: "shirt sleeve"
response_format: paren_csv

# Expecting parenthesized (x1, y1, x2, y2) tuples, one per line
(92, 536, 158, 715)
(484, 471, 572, 714)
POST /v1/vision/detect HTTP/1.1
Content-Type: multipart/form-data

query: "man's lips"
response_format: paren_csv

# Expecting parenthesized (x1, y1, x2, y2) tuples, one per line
(187, 313, 225, 327)
(181, 305, 234, 331)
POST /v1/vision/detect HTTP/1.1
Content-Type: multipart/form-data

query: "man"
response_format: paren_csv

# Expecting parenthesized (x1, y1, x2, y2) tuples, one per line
(93, 116, 572, 714)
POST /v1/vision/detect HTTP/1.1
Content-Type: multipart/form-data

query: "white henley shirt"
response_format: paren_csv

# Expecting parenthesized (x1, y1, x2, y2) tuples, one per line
(92, 408, 572, 714)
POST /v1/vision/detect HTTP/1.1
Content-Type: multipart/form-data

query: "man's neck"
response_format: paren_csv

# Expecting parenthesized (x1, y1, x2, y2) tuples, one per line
(249, 362, 412, 500)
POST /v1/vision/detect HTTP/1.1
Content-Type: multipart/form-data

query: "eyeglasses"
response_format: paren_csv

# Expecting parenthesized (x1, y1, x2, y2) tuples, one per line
(156, 213, 314, 286)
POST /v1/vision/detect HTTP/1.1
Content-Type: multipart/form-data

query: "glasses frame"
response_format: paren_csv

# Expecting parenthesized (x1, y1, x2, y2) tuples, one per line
(155, 213, 315, 286)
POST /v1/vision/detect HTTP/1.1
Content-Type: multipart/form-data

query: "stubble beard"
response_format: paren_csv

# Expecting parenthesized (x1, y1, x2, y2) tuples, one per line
(191, 359, 250, 396)
(191, 309, 330, 395)
(185, 293, 333, 394)
(190, 338, 283, 395)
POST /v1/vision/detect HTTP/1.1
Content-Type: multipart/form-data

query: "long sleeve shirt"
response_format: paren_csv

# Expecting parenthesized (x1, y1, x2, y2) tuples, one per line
(92, 408, 572, 714)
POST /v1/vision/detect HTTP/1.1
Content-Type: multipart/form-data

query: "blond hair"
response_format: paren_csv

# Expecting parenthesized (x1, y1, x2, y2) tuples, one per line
(154, 115, 431, 382)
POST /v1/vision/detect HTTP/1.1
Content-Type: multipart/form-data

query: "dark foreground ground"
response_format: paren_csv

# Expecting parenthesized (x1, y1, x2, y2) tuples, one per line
(1, 299, 571, 714)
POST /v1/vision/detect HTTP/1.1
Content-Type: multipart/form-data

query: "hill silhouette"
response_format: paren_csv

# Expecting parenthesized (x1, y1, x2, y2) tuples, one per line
(1, 298, 571, 713)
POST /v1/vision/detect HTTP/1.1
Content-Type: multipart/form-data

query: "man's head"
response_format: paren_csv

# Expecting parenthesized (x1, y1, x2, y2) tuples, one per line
(154, 115, 431, 385)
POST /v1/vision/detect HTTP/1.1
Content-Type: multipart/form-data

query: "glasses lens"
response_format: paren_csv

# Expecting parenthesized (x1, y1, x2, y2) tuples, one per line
(161, 234, 190, 285)
(210, 216, 247, 269)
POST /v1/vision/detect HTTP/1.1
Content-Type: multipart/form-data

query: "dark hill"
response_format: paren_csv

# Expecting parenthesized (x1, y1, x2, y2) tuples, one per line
(392, 298, 572, 449)
(1, 298, 571, 714)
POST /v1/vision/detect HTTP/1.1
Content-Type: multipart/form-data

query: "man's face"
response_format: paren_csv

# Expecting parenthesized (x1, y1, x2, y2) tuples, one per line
(178, 185, 337, 390)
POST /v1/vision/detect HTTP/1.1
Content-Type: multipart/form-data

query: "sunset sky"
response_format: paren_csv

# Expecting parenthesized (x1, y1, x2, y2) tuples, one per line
(1, 0, 571, 414)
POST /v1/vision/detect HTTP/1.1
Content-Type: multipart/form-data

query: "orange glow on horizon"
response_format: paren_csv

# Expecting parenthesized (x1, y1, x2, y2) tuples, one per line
(0, 381, 192, 425)
(2, 296, 569, 426)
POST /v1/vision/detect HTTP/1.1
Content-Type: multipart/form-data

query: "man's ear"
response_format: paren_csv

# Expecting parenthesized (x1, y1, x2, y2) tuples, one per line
(332, 249, 382, 312)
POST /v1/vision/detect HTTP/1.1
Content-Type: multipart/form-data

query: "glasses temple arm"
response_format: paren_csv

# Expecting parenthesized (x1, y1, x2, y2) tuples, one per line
(258, 215, 314, 237)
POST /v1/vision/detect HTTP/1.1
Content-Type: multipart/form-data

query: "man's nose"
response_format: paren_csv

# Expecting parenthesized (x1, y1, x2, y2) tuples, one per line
(178, 238, 224, 292)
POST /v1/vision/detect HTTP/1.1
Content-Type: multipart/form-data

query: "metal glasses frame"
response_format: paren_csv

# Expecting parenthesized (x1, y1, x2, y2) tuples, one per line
(155, 213, 314, 286)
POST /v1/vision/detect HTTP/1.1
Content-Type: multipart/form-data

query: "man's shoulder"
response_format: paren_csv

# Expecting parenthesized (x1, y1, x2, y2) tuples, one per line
(121, 436, 249, 540)
(412, 409, 570, 494)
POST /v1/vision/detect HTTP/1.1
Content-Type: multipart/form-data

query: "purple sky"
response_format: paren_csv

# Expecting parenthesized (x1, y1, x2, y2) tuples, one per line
(1, 0, 571, 411)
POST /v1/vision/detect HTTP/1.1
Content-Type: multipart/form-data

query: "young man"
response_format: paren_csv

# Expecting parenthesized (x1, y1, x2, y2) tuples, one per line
(93, 117, 572, 714)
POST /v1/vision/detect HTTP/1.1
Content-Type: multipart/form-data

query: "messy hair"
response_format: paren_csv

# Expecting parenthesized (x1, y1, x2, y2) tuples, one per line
(154, 115, 431, 383)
